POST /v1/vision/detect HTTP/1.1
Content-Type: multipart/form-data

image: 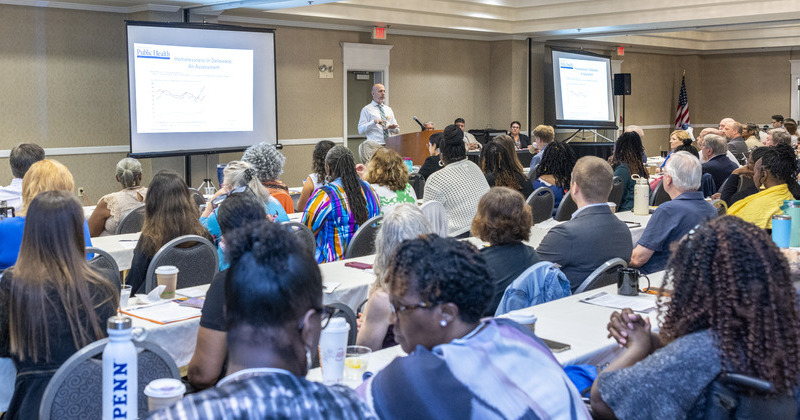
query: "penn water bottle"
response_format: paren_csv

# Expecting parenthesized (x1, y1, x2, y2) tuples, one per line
(103, 314, 138, 420)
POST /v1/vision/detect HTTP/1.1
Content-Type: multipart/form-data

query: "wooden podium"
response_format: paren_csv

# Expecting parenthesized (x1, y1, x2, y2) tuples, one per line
(386, 130, 441, 165)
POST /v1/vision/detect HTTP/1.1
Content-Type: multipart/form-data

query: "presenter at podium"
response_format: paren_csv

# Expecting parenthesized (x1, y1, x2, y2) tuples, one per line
(358, 83, 399, 144)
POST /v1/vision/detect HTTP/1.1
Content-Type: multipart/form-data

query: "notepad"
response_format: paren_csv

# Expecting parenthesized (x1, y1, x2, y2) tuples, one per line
(121, 301, 202, 324)
(323, 282, 341, 294)
(580, 291, 657, 313)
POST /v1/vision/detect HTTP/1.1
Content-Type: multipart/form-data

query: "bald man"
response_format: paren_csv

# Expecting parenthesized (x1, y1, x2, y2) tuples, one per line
(357, 83, 399, 144)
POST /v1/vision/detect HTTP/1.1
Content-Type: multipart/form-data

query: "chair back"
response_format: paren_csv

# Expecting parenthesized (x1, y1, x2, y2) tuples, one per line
(554, 192, 578, 222)
(650, 179, 672, 207)
(702, 373, 797, 420)
(608, 176, 624, 208)
(713, 200, 727, 216)
(738, 175, 755, 194)
(409, 171, 426, 198)
(86, 246, 121, 290)
(39, 338, 179, 420)
(420, 200, 448, 237)
(699, 172, 717, 197)
(282, 222, 316, 258)
(527, 187, 555, 224)
(325, 302, 358, 346)
(187, 188, 206, 209)
(115, 204, 145, 234)
(573, 258, 628, 294)
(343, 215, 383, 259)
(144, 235, 219, 293)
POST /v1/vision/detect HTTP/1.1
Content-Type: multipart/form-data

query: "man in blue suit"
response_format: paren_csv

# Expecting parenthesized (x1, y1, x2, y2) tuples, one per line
(701, 134, 739, 191)
(537, 156, 633, 292)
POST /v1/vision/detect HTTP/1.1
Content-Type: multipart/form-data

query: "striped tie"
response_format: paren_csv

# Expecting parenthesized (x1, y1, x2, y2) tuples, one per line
(378, 104, 388, 140)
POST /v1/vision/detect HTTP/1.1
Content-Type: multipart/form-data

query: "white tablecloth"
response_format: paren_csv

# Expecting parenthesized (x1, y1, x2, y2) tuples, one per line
(83, 205, 96, 220)
(91, 232, 141, 271)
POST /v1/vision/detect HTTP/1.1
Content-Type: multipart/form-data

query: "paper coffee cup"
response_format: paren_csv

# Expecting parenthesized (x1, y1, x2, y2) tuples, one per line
(144, 378, 185, 412)
(155, 266, 179, 299)
(506, 312, 537, 333)
(607, 202, 617, 214)
(318, 318, 349, 385)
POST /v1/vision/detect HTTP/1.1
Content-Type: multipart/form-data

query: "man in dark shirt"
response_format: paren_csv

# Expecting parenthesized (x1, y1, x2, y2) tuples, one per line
(537, 156, 632, 291)
(723, 120, 748, 164)
(631, 152, 717, 274)
(701, 134, 738, 191)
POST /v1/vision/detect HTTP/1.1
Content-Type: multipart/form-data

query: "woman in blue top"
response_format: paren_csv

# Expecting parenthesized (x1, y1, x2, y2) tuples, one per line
(531, 140, 576, 216)
(610, 132, 648, 212)
(201, 161, 288, 270)
(0, 159, 92, 270)
(658, 130, 692, 172)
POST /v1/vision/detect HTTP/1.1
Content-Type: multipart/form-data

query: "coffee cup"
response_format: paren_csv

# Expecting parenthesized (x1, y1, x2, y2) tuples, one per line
(318, 317, 349, 385)
(617, 267, 650, 296)
(155, 266, 179, 299)
(607, 202, 617, 214)
(506, 311, 537, 333)
(144, 378, 185, 412)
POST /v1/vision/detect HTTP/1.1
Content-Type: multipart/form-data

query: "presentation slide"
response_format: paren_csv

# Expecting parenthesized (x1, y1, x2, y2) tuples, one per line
(550, 49, 616, 129)
(127, 23, 277, 157)
(134, 44, 253, 133)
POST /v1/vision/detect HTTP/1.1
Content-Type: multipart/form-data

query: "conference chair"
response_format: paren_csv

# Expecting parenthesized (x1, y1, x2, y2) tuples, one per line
(573, 258, 628, 294)
(649, 179, 672, 207)
(187, 188, 206, 210)
(419, 200, 448, 237)
(343, 215, 383, 259)
(608, 176, 624, 208)
(702, 373, 796, 419)
(554, 192, 578, 222)
(86, 246, 121, 290)
(699, 173, 716, 197)
(282, 221, 316, 257)
(39, 338, 179, 420)
(409, 171, 426, 198)
(143, 234, 218, 293)
(527, 187, 555, 224)
(713, 199, 728, 217)
(325, 302, 358, 346)
(115, 204, 145, 234)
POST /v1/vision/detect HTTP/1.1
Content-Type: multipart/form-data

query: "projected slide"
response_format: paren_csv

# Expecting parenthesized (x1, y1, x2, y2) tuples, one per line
(134, 43, 253, 133)
(558, 57, 609, 121)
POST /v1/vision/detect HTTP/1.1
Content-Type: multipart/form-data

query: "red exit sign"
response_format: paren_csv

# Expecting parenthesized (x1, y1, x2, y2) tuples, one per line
(372, 27, 387, 40)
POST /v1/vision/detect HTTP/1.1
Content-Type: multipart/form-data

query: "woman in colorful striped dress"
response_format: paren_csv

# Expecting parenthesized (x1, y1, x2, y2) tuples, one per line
(302, 146, 381, 263)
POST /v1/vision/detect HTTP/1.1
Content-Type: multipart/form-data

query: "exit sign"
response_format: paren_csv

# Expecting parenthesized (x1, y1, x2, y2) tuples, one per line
(372, 27, 387, 40)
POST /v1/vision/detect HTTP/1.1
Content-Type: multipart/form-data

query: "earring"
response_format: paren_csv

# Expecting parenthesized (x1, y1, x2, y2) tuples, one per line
(305, 346, 313, 371)
(438, 160, 444, 167)
(440, 319, 447, 327)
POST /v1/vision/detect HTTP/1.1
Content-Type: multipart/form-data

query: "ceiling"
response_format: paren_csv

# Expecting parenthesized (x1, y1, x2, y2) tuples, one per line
(7, 0, 800, 52)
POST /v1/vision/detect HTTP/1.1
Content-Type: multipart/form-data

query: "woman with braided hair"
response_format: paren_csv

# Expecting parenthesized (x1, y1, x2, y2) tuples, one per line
(611, 132, 648, 211)
(591, 216, 800, 419)
(532, 140, 577, 215)
(728, 143, 800, 228)
(302, 146, 380, 263)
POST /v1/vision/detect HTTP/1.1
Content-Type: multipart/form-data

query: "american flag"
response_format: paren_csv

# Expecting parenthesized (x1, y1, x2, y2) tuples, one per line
(674, 75, 690, 129)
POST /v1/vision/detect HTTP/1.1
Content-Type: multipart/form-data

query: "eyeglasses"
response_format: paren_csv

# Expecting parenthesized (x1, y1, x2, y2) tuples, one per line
(211, 185, 248, 206)
(389, 300, 439, 314)
(297, 306, 337, 332)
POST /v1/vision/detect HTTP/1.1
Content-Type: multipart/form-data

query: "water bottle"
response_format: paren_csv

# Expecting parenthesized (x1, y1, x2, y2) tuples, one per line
(632, 174, 650, 215)
(103, 315, 138, 420)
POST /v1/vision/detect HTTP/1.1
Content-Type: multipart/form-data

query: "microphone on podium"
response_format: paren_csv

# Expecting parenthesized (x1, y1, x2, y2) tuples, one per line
(413, 116, 425, 131)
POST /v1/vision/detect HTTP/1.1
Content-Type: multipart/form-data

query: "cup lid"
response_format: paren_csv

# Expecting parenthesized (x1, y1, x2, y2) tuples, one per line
(107, 315, 132, 330)
(155, 265, 179, 274)
(144, 378, 186, 398)
(324, 317, 350, 332)
(506, 312, 537, 324)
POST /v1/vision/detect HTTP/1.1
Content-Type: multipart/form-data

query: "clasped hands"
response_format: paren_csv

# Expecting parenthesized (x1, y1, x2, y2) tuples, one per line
(607, 308, 653, 356)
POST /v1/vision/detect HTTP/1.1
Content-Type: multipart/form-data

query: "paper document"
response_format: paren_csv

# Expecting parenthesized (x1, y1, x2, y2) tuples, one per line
(177, 286, 207, 298)
(323, 282, 341, 294)
(122, 301, 202, 324)
(580, 291, 657, 313)
(118, 239, 138, 250)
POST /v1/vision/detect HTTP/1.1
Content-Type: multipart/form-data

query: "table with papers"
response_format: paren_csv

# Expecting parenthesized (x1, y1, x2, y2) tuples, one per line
(91, 232, 141, 271)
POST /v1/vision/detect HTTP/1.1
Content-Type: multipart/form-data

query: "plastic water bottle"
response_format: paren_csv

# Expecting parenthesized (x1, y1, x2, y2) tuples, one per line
(103, 315, 138, 420)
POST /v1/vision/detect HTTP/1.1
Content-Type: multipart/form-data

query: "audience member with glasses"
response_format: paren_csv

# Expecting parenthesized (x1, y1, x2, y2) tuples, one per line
(357, 235, 589, 419)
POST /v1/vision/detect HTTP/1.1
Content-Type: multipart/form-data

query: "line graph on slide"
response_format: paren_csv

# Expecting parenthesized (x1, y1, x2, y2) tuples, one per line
(150, 80, 209, 123)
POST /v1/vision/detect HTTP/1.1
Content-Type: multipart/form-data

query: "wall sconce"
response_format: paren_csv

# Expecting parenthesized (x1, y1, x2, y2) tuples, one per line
(319, 59, 333, 79)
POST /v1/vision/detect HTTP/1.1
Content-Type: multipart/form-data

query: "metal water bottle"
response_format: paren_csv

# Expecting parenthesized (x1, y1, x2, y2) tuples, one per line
(632, 174, 650, 215)
(103, 315, 138, 420)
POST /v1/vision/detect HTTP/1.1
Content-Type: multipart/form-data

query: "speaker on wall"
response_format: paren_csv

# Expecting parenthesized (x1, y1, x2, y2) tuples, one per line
(613, 73, 631, 96)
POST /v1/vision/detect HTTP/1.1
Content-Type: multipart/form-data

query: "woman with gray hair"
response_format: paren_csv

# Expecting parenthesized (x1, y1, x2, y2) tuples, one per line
(87, 157, 147, 237)
(201, 160, 289, 271)
(355, 203, 432, 351)
(356, 140, 382, 179)
(242, 142, 294, 214)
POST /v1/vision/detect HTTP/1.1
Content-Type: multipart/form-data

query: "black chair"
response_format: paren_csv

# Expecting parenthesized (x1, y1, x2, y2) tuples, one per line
(325, 302, 357, 346)
(573, 258, 628, 294)
(86, 246, 121, 290)
(608, 176, 624, 208)
(187, 188, 206, 209)
(343, 214, 383, 259)
(554, 192, 578, 222)
(144, 234, 219, 293)
(409, 171, 426, 197)
(115, 204, 145, 234)
(702, 372, 797, 419)
(39, 338, 179, 420)
(650, 179, 672, 207)
(282, 221, 316, 257)
(527, 187, 554, 224)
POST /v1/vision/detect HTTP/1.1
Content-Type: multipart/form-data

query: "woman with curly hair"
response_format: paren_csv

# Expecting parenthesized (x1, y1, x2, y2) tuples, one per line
(531, 140, 576, 215)
(480, 141, 533, 199)
(357, 235, 588, 419)
(302, 146, 381, 263)
(364, 147, 417, 213)
(296, 140, 335, 212)
(728, 143, 800, 228)
(470, 187, 537, 315)
(591, 216, 800, 419)
(610, 131, 648, 211)
(242, 142, 294, 214)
